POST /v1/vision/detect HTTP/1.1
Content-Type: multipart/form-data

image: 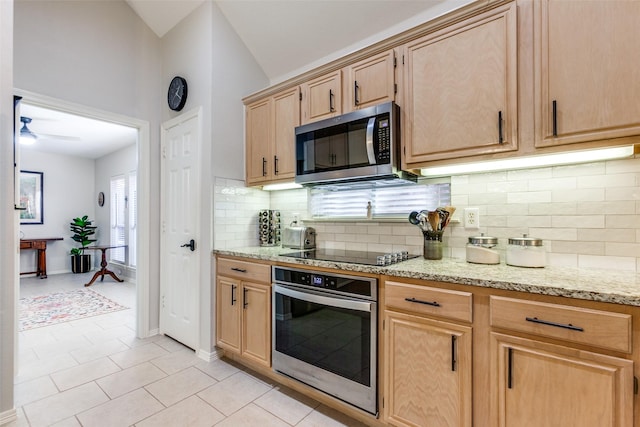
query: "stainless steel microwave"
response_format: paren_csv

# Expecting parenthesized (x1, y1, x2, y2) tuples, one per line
(294, 102, 416, 187)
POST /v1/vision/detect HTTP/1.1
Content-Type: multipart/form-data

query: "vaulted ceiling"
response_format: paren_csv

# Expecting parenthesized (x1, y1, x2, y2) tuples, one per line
(24, 0, 472, 158)
(127, 0, 472, 82)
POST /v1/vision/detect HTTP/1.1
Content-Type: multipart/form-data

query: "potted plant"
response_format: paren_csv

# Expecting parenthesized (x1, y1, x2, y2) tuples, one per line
(69, 215, 97, 273)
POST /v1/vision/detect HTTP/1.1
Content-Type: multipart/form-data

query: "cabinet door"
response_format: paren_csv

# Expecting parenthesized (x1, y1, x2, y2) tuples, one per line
(491, 333, 633, 427)
(216, 276, 241, 353)
(535, 0, 640, 148)
(246, 98, 272, 185)
(344, 50, 396, 111)
(272, 87, 300, 181)
(404, 2, 517, 166)
(301, 70, 342, 124)
(241, 282, 271, 367)
(384, 311, 472, 427)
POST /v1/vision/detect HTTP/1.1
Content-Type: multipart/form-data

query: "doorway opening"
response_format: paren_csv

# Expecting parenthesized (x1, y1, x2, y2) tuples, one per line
(15, 89, 151, 338)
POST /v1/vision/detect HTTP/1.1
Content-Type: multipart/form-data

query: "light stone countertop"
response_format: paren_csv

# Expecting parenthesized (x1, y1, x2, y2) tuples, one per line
(213, 246, 640, 307)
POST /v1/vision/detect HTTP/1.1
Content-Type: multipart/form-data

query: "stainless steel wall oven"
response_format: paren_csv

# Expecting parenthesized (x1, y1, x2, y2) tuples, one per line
(272, 266, 378, 415)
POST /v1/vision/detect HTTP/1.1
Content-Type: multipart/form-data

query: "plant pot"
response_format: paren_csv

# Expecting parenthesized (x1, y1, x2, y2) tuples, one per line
(71, 254, 91, 273)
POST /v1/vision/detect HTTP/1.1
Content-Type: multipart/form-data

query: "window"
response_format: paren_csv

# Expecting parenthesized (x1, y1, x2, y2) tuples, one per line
(109, 171, 138, 267)
(128, 171, 137, 267)
(309, 182, 451, 219)
(110, 176, 126, 262)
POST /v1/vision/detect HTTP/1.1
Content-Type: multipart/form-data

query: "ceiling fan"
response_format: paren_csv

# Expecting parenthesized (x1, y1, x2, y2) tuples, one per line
(19, 116, 82, 145)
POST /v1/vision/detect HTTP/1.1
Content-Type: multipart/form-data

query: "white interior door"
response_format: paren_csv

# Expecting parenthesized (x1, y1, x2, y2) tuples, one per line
(160, 108, 201, 350)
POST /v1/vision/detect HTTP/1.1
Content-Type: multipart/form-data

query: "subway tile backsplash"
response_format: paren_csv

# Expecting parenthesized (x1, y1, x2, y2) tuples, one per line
(214, 156, 640, 272)
(213, 178, 269, 250)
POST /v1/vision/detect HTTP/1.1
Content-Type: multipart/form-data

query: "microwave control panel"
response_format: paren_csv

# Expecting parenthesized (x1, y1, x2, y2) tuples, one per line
(377, 117, 391, 163)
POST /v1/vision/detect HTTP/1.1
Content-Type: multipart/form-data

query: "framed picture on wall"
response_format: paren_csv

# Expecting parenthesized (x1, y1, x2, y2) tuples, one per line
(19, 170, 43, 224)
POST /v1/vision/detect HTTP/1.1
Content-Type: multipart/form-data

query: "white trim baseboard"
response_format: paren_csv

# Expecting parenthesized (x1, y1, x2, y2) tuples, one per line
(0, 408, 17, 426)
(197, 347, 223, 363)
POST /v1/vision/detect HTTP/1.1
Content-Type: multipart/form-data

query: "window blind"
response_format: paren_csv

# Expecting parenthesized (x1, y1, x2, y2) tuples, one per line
(310, 182, 451, 218)
(128, 171, 137, 267)
(110, 175, 126, 263)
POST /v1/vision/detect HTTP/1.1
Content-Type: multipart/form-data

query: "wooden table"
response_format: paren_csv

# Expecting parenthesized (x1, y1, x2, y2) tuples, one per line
(83, 245, 127, 287)
(20, 237, 63, 279)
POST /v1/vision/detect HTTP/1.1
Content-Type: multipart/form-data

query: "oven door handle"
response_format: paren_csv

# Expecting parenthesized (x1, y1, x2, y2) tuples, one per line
(274, 284, 373, 313)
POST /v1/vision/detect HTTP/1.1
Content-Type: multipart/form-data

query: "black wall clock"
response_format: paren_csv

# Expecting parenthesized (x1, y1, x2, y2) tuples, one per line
(167, 76, 188, 111)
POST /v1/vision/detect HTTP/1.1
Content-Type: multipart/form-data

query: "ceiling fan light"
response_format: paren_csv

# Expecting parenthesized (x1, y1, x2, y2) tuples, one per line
(19, 116, 38, 145)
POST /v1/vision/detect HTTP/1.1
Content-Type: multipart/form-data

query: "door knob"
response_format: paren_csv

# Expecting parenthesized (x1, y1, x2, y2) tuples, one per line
(181, 239, 195, 251)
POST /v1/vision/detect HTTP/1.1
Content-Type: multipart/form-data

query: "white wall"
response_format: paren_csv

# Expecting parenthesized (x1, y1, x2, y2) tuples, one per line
(14, 0, 162, 119)
(211, 1, 269, 181)
(95, 143, 137, 243)
(0, 0, 15, 422)
(161, 1, 267, 354)
(14, 0, 163, 330)
(95, 143, 137, 277)
(19, 150, 96, 274)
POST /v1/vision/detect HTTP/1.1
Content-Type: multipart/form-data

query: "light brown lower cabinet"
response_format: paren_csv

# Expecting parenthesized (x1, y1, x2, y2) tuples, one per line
(216, 275, 271, 367)
(491, 332, 634, 427)
(384, 310, 472, 427)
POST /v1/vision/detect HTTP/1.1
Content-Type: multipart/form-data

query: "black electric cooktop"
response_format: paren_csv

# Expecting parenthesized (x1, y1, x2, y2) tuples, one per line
(280, 248, 417, 266)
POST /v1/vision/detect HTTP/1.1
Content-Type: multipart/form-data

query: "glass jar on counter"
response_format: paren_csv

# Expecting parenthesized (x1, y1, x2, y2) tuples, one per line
(466, 233, 499, 265)
(506, 234, 545, 268)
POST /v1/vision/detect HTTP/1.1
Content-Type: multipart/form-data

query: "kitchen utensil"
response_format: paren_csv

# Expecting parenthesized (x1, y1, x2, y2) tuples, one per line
(435, 208, 449, 230)
(427, 211, 439, 231)
(408, 211, 423, 225)
(506, 234, 545, 267)
(409, 211, 430, 232)
(443, 206, 456, 227)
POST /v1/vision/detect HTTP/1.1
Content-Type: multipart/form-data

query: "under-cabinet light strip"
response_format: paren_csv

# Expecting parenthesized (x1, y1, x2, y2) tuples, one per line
(420, 145, 635, 177)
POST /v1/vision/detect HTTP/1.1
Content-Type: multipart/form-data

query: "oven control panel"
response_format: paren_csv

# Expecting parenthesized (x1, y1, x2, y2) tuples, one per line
(273, 266, 376, 300)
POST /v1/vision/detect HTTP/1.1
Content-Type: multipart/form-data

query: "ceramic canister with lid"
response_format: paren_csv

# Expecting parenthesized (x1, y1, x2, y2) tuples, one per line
(466, 233, 500, 265)
(506, 234, 545, 268)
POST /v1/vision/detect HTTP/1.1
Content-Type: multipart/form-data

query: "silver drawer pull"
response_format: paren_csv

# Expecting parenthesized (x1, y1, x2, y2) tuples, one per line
(525, 316, 584, 332)
(405, 297, 440, 307)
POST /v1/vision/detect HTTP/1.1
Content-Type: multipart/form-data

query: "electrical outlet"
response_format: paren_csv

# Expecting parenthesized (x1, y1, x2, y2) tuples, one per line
(464, 207, 480, 229)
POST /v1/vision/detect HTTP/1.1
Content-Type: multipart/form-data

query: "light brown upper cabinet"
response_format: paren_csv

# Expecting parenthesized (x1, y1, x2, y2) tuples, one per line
(245, 87, 300, 187)
(534, 0, 640, 148)
(343, 50, 396, 112)
(300, 70, 342, 125)
(403, 2, 518, 167)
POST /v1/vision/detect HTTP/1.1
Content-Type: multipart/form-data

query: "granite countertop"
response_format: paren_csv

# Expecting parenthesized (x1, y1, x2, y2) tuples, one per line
(213, 247, 640, 307)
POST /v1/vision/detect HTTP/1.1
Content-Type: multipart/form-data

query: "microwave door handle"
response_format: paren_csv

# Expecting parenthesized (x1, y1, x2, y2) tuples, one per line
(365, 117, 376, 165)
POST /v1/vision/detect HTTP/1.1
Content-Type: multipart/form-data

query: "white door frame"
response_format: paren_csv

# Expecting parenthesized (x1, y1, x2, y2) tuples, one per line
(14, 89, 152, 338)
(159, 106, 202, 351)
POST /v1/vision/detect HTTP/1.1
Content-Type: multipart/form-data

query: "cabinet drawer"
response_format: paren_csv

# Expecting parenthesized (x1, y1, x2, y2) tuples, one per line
(385, 281, 473, 323)
(217, 257, 271, 283)
(490, 296, 632, 353)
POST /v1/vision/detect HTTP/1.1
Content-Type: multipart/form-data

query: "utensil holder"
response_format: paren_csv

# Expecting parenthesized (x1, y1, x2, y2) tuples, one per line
(423, 231, 443, 260)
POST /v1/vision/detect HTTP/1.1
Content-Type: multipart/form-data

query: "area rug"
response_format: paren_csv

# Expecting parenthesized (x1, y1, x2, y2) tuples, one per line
(19, 289, 128, 331)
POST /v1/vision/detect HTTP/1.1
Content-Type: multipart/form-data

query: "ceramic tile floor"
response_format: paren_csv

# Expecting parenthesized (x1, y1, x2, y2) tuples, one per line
(10, 273, 368, 427)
